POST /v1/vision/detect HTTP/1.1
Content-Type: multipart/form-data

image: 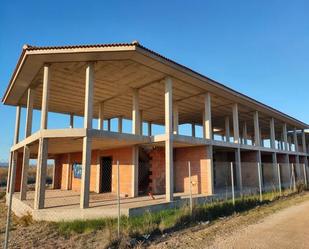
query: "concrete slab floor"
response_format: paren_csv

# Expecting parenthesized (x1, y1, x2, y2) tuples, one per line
(11, 190, 210, 221)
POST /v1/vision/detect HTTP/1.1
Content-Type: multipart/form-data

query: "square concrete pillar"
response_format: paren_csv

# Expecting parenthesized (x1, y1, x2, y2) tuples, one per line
(253, 111, 260, 146)
(132, 145, 139, 197)
(270, 118, 276, 149)
(69, 114, 74, 128)
(40, 65, 50, 130)
(165, 77, 174, 202)
(242, 122, 248, 145)
(235, 148, 243, 192)
(34, 138, 48, 210)
(203, 92, 212, 139)
(132, 88, 141, 135)
(225, 116, 230, 142)
(118, 117, 123, 133)
(80, 62, 94, 209)
(173, 102, 179, 135)
(7, 106, 21, 194)
(283, 123, 288, 151)
(232, 104, 240, 144)
(293, 128, 298, 153)
(98, 102, 104, 130)
(20, 88, 34, 200)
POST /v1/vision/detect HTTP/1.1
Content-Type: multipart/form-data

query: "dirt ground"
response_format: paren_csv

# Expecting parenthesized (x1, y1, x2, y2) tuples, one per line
(1, 193, 309, 249)
(149, 193, 309, 249)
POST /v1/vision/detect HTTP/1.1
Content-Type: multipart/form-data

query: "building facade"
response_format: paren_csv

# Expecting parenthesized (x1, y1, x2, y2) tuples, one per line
(2, 42, 309, 217)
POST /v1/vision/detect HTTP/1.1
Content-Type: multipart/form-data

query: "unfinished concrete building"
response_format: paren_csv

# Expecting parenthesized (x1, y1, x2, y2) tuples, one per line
(3, 42, 309, 220)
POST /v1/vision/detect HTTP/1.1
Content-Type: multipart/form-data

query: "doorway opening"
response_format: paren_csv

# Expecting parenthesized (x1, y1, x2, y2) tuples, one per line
(101, 156, 112, 192)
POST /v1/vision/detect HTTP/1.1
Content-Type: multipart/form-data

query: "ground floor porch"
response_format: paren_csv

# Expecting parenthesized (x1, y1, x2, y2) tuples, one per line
(11, 189, 211, 221)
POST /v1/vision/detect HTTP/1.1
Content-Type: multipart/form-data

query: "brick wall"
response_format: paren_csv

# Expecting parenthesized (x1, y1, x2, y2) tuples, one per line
(149, 146, 212, 195)
(57, 147, 134, 197)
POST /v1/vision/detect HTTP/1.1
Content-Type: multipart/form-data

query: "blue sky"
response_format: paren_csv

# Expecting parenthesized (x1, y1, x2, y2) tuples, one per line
(0, 0, 309, 161)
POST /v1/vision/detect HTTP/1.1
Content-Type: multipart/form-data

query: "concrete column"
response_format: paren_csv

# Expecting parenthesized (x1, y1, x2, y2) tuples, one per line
(7, 106, 21, 194)
(288, 136, 292, 151)
(66, 154, 71, 190)
(257, 150, 263, 189)
(107, 119, 111, 131)
(118, 117, 123, 133)
(140, 110, 143, 135)
(98, 102, 104, 130)
(80, 62, 94, 209)
(165, 77, 174, 202)
(191, 123, 195, 137)
(243, 122, 248, 145)
(132, 88, 141, 135)
(13, 106, 21, 145)
(148, 122, 152, 136)
(70, 114, 74, 128)
(272, 152, 279, 185)
(302, 130, 307, 153)
(206, 145, 214, 195)
(34, 138, 48, 209)
(232, 104, 239, 144)
(173, 102, 179, 135)
(33, 65, 50, 209)
(203, 92, 212, 139)
(270, 118, 276, 149)
(235, 148, 243, 192)
(253, 111, 260, 146)
(20, 88, 34, 200)
(293, 128, 298, 153)
(40, 65, 50, 129)
(283, 123, 288, 151)
(132, 145, 139, 197)
(225, 116, 230, 142)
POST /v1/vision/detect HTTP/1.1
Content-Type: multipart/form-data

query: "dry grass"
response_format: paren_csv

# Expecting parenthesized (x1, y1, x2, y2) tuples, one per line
(0, 165, 54, 189)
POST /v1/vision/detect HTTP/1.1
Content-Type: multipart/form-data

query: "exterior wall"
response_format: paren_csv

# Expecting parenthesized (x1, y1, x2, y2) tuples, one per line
(277, 154, 290, 186)
(213, 151, 235, 189)
(174, 146, 209, 195)
(57, 147, 134, 197)
(149, 146, 211, 195)
(149, 148, 165, 194)
(241, 151, 259, 188)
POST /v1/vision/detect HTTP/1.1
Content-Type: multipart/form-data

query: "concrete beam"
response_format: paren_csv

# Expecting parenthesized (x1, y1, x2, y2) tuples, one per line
(165, 77, 174, 202)
(40, 65, 50, 129)
(232, 103, 240, 144)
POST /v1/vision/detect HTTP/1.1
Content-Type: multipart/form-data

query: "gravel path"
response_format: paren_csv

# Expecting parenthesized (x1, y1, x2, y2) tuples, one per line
(210, 199, 309, 249)
(150, 196, 309, 249)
